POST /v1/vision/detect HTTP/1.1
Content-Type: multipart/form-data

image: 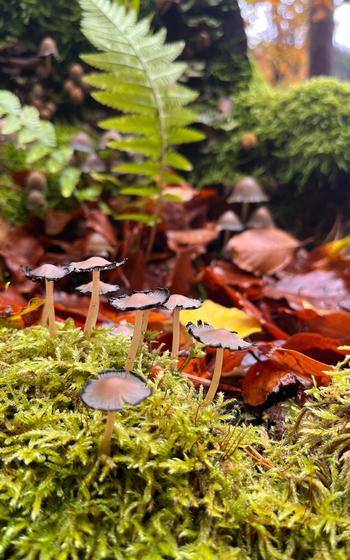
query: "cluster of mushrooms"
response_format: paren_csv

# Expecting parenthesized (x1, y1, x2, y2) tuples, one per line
(24, 256, 252, 456)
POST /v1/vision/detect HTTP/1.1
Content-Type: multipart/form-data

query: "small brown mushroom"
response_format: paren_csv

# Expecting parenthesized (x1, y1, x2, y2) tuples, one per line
(227, 177, 268, 223)
(109, 289, 169, 371)
(81, 154, 106, 173)
(80, 369, 152, 455)
(187, 321, 252, 403)
(25, 170, 48, 193)
(247, 206, 275, 229)
(69, 63, 84, 82)
(70, 131, 94, 153)
(217, 210, 244, 247)
(163, 295, 202, 360)
(24, 263, 72, 335)
(38, 37, 59, 58)
(70, 257, 126, 336)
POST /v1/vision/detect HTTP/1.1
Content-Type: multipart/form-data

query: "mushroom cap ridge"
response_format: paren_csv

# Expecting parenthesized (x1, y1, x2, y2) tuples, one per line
(80, 369, 152, 411)
(23, 263, 72, 282)
(187, 320, 252, 350)
(70, 256, 127, 273)
(162, 294, 202, 312)
(109, 288, 170, 311)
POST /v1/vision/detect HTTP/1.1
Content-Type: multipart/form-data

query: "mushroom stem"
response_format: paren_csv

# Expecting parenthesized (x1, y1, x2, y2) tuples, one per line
(139, 310, 150, 350)
(241, 202, 249, 223)
(205, 347, 224, 403)
(171, 309, 181, 359)
(45, 279, 56, 336)
(39, 300, 49, 326)
(125, 310, 144, 372)
(100, 411, 115, 456)
(84, 270, 100, 336)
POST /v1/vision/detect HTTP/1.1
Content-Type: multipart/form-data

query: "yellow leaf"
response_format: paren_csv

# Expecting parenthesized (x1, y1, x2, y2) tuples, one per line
(180, 299, 261, 338)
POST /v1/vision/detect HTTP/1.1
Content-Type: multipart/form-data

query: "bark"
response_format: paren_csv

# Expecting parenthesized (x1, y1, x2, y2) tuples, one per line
(309, 1, 335, 77)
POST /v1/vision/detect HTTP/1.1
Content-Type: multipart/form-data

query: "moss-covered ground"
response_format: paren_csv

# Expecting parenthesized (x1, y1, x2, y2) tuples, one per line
(1, 322, 350, 559)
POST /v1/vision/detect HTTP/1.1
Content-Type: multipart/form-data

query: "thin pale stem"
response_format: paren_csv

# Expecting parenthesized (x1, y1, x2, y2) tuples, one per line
(45, 279, 56, 336)
(125, 309, 144, 372)
(171, 309, 180, 360)
(100, 411, 116, 456)
(139, 309, 150, 350)
(39, 300, 49, 326)
(205, 347, 224, 403)
(84, 270, 100, 337)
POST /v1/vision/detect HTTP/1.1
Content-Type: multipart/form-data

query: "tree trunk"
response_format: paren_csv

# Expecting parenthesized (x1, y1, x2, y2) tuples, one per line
(308, 0, 334, 77)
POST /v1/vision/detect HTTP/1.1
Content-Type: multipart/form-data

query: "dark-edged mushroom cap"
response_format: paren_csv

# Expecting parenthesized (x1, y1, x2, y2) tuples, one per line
(80, 369, 152, 411)
(163, 294, 202, 312)
(76, 280, 120, 295)
(81, 154, 106, 173)
(109, 288, 169, 311)
(247, 206, 275, 229)
(217, 210, 244, 232)
(187, 321, 252, 350)
(24, 263, 72, 282)
(227, 177, 268, 204)
(70, 256, 127, 273)
(70, 131, 94, 153)
(38, 37, 59, 58)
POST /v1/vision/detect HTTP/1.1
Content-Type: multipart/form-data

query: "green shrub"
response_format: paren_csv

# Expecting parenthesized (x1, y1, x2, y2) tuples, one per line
(1, 322, 350, 559)
(195, 77, 350, 236)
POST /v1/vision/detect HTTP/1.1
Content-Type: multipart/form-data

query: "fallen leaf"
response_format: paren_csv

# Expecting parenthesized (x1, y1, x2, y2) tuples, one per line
(180, 299, 261, 338)
(226, 227, 299, 276)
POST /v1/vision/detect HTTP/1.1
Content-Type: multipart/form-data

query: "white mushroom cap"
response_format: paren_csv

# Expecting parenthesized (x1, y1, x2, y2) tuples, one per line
(70, 131, 94, 153)
(247, 206, 275, 229)
(187, 321, 252, 350)
(24, 263, 72, 282)
(80, 369, 152, 411)
(76, 280, 120, 295)
(163, 294, 202, 312)
(109, 288, 169, 311)
(217, 210, 244, 232)
(70, 256, 126, 272)
(227, 177, 268, 204)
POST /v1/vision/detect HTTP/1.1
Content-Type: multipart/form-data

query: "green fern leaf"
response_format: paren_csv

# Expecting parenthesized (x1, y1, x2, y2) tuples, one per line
(80, 0, 204, 190)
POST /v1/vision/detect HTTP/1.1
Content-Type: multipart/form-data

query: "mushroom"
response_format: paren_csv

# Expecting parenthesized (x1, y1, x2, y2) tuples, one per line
(38, 37, 59, 58)
(80, 369, 152, 455)
(162, 294, 202, 360)
(81, 154, 106, 173)
(76, 280, 120, 296)
(247, 206, 275, 229)
(70, 131, 94, 153)
(109, 288, 169, 372)
(227, 177, 268, 223)
(24, 263, 72, 335)
(98, 130, 121, 150)
(70, 257, 126, 337)
(187, 321, 252, 403)
(25, 170, 48, 193)
(217, 210, 244, 247)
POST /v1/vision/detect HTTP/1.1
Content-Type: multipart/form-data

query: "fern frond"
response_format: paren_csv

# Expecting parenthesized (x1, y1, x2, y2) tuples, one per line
(79, 0, 203, 188)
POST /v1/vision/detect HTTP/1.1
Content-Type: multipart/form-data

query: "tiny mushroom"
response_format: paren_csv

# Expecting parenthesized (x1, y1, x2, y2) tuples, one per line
(24, 263, 72, 336)
(109, 288, 169, 372)
(162, 294, 202, 360)
(81, 154, 106, 174)
(80, 369, 152, 456)
(76, 280, 120, 296)
(70, 257, 126, 337)
(70, 131, 94, 153)
(247, 206, 275, 229)
(227, 176, 268, 223)
(187, 321, 252, 403)
(217, 210, 244, 247)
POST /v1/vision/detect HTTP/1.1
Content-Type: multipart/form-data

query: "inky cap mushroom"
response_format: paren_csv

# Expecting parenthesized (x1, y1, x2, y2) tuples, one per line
(24, 263, 72, 336)
(187, 320, 252, 403)
(227, 177, 268, 223)
(247, 206, 275, 229)
(80, 369, 152, 455)
(76, 280, 120, 296)
(70, 131, 94, 153)
(71, 257, 126, 337)
(163, 295, 203, 359)
(109, 289, 169, 372)
(217, 210, 244, 233)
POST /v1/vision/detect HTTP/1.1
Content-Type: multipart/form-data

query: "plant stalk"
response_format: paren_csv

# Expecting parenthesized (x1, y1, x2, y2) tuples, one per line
(84, 270, 100, 337)
(45, 279, 56, 336)
(205, 347, 224, 403)
(125, 309, 144, 371)
(100, 411, 115, 456)
(171, 309, 180, 359)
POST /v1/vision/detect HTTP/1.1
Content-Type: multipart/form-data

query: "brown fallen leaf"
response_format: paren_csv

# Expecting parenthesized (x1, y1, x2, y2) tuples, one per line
(226, 227, 299, 276)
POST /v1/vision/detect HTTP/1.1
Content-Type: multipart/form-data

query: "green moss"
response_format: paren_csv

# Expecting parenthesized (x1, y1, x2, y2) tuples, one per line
(1, 322, 350, 559)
